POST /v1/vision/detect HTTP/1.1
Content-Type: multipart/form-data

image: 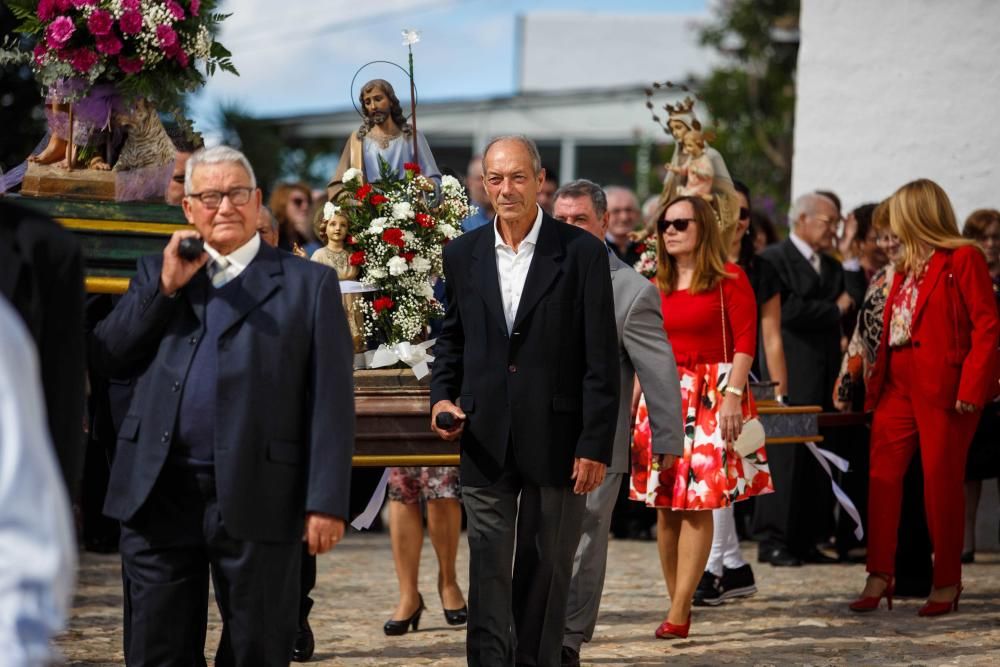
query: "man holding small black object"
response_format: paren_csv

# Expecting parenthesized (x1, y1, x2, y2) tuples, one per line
(430, 136, 620, 667)
(90, 146, 355, 664)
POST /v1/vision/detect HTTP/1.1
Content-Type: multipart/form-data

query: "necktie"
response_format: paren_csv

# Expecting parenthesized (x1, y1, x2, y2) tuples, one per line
(809, 253, 821, 275)
(208, 256, 231, 288)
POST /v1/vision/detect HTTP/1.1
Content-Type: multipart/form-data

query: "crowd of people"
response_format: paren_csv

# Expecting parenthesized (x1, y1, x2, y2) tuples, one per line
(2, 124, 999, 667)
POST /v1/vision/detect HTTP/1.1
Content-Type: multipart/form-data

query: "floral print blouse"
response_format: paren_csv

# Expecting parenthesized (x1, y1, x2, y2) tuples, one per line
(888, 255, 932, 347)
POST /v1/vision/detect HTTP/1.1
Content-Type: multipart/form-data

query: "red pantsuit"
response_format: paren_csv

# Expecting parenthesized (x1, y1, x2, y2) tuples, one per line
(865, 247, 999, 588)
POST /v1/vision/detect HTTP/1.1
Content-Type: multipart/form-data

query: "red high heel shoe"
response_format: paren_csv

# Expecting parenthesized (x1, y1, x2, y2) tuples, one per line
(918, 585, 962, 617)
(655, 613, 691, 639)
(849, 574, 894, 612)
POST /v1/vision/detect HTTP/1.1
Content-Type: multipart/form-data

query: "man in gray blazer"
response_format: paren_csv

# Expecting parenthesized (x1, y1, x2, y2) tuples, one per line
(553, 180, 683, 667)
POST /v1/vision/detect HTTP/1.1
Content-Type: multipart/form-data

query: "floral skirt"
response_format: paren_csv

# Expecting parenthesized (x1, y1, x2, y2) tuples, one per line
(387, 466, 461, 504)
(629, 362, 773, 510)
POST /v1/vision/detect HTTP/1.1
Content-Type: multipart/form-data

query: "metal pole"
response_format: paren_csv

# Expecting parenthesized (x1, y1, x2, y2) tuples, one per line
(408, 47, 418, 166)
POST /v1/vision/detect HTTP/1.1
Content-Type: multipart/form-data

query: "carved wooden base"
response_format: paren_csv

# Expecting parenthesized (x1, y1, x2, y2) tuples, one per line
(21, 162, 117, 201)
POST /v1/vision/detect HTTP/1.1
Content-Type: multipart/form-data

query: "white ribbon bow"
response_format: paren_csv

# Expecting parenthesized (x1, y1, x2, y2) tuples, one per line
(805, 441, 865, 541)
(365, 339, 436, 379)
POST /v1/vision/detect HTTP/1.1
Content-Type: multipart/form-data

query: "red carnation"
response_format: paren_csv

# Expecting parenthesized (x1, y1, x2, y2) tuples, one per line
(44, 16, 75, 50)
(174, 49, 190, 67)
(33, 43, 48, 66)
(415, 212, 433, 228)
(402, 251, 415, 262)
(118, 55, 144, 74)
(355, 183, 373, 201)
(190, 0, 201, 16)
(403, 162, 421, 174)
(122, 0, 140, 9)
(96, 34, 123, 56)
(119, 10, 142, 34)
(86, 8, 113, 36)
(370, 193, 388, 206)
(373, 296, 395, 314)
(69, 48, 99, 73)
(349, 250, 365, 266)
(345, 235, 355, 245)
(635, 243, 647, 254)
(156, 24, 179, 49)
(381, 228, 405, 248)
(165, 0, 186, 20)
(37, 0, 57, 21)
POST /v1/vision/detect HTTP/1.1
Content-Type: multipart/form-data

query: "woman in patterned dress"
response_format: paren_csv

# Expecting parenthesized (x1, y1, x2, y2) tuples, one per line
(630, 195, 773, 639)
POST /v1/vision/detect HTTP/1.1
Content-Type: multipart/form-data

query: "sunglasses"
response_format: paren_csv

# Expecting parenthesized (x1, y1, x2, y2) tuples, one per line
(658, 217, 695, 233)
(290, 196, 309, 207)
(739, 207, 750, 220)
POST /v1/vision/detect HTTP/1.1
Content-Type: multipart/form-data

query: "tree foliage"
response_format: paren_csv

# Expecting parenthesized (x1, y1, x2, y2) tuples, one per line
(697, 0, 800, 217)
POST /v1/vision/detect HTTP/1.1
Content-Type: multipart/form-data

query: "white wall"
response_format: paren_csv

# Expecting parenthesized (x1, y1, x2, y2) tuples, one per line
(518, 12, 718, 93)
(792, 0, 1000, 220)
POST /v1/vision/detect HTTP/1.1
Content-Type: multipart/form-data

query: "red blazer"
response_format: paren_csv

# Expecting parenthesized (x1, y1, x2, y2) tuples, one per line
(866, 246, 999, 412)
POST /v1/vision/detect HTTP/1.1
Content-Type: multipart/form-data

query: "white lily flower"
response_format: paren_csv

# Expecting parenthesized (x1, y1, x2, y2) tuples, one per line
(343, 168, 362, 184)
(401, 29, 421, 46)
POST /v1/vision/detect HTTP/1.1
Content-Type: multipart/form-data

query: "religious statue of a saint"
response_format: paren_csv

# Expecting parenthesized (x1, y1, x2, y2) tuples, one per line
(327, 78, 441, 202)
(310, 203, 366, 354)
(655, 96, 740, 241)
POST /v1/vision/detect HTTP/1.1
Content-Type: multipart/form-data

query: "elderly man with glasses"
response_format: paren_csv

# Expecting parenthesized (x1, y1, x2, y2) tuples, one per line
(90, 146, 355, 665)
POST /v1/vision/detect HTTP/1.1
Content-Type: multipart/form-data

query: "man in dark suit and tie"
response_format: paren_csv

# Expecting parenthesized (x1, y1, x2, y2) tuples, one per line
(430, 136, 620, 667)
(89, 146, 355, 664)
(754, 192, 852, 566)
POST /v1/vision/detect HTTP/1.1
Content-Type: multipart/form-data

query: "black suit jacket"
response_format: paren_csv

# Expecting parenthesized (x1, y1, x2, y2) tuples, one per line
(430, 213, 620, 487)
(760, 238, 845, 408)
(0, 200, 86, 497)
(90, 242, 355, 542)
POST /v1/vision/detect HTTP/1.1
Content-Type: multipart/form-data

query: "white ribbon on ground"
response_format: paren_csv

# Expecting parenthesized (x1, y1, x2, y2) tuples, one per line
(350, 467, 391, 531)
(804, 441, 865, 541)
(365, 339, 436, 380)
(339, 280, 377, 294)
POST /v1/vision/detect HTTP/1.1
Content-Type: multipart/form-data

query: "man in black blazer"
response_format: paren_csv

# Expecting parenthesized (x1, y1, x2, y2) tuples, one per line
(89, 146, 355, 664)
(0, 200, 86, 498)
(755, 192, 852, 566)
(431, 136, 619, 667)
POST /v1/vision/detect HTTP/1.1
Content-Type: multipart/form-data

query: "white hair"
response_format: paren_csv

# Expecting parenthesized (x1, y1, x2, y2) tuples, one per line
(184, 145, 257, 194)
(789, 192, 830, 224)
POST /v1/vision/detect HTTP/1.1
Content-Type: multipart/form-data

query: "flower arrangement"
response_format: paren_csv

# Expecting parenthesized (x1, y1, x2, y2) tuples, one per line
(334, 158, 471, 346)
(633, 241, 656, 278)
(3, 0, 235, 104)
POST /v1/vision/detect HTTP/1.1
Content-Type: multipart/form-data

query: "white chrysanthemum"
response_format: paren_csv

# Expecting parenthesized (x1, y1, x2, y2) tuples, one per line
(343, 168, 362, 184)
(323, 202, 339, 221)
(410, 256, 432, 273)
(438, 223, 459, 239)
(387, 256, 409, 276)
(391, 202, 414, 220)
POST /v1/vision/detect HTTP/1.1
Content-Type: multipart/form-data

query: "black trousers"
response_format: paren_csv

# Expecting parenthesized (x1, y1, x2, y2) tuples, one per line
(119, 465, 301, 666)
(462, 452, 586, 667)
(753, 437, 830, 556)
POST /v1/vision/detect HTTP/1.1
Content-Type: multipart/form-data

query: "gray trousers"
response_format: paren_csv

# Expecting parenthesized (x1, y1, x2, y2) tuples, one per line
(463, 457, 587, 667)
(562, 472, 623, 652)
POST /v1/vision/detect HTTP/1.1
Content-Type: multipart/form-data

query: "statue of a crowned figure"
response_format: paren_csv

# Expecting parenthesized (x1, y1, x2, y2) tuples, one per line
(327, 78, 441, 202)
(657, 96, 740, 239)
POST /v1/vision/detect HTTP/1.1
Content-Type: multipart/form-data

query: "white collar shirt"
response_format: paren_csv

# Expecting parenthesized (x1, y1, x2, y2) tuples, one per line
(494, 205, 543, 333)
(205, 233, 261, 288)
(789, 231, 822, 274)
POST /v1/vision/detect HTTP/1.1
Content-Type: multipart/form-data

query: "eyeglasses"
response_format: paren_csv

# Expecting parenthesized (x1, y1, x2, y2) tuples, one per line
(187, 187, 253, 209)
(658, 217, 695, 233)
(289, 196, 309, 208)
(739, 207, 750, 221)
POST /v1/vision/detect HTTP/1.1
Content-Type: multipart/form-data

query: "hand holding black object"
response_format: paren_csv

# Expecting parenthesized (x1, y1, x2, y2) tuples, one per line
(435, 412, 456, 429)
(178, 236, 205, 261)
(160, 231, 209, 296)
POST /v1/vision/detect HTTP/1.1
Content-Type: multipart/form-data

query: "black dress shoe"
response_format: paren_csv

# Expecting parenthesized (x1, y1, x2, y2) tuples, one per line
(292, 619, 314, 662)
(560, 645, 581, 667)
(801, 546, 838, 564)
(443, 605, 467, 626)
(764, 547, 802, 567)
(384, 594, 425, 636)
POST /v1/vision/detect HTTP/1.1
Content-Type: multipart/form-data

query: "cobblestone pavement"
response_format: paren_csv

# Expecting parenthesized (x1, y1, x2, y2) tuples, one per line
(59, 533, 1000, 666)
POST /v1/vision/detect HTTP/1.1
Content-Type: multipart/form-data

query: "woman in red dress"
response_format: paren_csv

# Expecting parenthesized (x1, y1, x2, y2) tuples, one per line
(630, 196, 773, 639)
(850, 179, 999, 616)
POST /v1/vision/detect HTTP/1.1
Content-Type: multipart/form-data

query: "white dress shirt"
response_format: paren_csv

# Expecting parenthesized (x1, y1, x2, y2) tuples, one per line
(494, 205, 543, 333)
(789, 231, 822, 274)
(0, 297, 76, 665)
(204, 233, 261, 288)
